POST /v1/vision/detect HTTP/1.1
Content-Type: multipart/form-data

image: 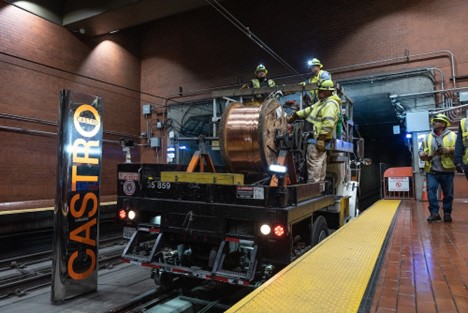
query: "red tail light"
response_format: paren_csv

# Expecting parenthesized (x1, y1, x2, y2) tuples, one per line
(119, 209, 127, 219)
(274, 225, 285, 237)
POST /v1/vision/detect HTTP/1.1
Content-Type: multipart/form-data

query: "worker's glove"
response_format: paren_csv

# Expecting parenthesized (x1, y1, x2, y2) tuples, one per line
(456, 164, 464, 173)
(419, 153, 431, 162)
(316, 140, 325, 152)
(287, 113, 298, 123)
(436, 147, 451, 155)
(274, 90, 284, 98)
(317, 134, 327, 141)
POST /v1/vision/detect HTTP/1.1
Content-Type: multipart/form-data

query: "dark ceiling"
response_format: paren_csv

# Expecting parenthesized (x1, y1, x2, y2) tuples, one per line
(7, 0, 220, 36)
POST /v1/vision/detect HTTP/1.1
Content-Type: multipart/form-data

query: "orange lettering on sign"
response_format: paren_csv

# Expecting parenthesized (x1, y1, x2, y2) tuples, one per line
(69, 218, 97, 246)
(70, 193, 98, 218)
(71, 166, 98, 192)
(67, 103, 101, 281)
(72, 139, 100, 165)
(68, 249, 96, 280)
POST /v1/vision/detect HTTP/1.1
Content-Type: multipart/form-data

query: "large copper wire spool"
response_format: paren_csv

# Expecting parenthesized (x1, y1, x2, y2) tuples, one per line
(219, 99, 287, 173)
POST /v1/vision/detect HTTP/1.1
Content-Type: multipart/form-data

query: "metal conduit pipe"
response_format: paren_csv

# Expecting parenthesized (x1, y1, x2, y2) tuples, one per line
(0, 124, 136, 145)
(433, 102, 468, 114)
(390, 86, 468, 99)
(159, 51, 457, 103)
(337, 66, 450, 104)
(0, 112, 139, 139)
(328, 50, 456, 88)
(0, 124, 103, 144)
(337, 68, 437, 85)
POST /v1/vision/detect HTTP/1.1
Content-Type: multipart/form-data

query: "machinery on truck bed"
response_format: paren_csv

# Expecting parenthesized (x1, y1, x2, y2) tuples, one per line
(118, 84, 367, 288)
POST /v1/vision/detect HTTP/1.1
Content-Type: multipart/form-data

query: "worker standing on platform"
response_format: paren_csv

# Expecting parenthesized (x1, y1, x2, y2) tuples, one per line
(454, 117, 468, 180)
(242, 64, 276, 102)
(418, 114, 457, 222)
(303, 58, 332, 104)
(243, 64, 276, 89)
(287, 79, 341, 183)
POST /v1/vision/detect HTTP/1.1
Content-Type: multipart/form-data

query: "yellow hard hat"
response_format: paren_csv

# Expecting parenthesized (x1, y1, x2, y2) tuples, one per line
(431, 113, 451, 127)
(317, 79, 335, 91)
(255, 64, 268, 74)
(307, 58, 323, 69)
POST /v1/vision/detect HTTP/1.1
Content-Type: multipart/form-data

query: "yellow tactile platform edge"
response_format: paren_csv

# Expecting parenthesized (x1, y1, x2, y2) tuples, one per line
(227, 199, 400, 313)
(0, 201, 117, 215)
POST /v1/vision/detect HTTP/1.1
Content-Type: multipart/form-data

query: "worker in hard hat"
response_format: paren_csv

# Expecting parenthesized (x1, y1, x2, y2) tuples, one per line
(241, 64, 276, 102)
(243, 64, 276, 89)
(454, 117, 468, 180)
(287, 79, 341, 183)
(418, 113, 456, 222)
(303, 58, 332, 104)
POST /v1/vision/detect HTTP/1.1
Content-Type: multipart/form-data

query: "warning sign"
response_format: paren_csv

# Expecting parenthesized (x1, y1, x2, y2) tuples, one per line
(388, 177, 409, 192)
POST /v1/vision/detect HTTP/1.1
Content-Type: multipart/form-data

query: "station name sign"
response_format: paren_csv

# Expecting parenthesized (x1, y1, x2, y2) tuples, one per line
(52, 90, 103, 302)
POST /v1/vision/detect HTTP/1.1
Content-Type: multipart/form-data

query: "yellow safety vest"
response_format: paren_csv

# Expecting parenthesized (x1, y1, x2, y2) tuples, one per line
(423, 131, 456, 172)
(295, 94, 341, 139)
(461, 118, 468, 164)
(251, 78, 275, 88)
(307, 70, 332, 103)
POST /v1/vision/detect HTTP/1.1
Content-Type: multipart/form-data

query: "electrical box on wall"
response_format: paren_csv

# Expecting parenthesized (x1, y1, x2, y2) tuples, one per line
(142, 104, 152, 115)
(406, 112, 430, 132)
(459, 92, 468, 103)
(150, 137, 161, 148)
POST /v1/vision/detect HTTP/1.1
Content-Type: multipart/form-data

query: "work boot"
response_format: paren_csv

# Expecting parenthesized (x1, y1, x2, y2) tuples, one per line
(444, 213, 452, 223)
(427, 213, 441, 222)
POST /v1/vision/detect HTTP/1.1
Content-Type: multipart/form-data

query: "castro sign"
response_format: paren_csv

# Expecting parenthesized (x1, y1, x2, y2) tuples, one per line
(52, 91, 103, 303)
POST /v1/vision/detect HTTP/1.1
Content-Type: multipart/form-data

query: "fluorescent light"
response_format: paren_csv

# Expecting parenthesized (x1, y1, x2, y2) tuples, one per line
(269, 164, 287, 174)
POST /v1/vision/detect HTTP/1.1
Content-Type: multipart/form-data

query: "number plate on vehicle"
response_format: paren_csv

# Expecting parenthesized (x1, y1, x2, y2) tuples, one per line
(123, 227, 136, 239)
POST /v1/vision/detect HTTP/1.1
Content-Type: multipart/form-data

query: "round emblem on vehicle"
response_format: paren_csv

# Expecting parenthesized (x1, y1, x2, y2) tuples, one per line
(123, 180, 136, 195)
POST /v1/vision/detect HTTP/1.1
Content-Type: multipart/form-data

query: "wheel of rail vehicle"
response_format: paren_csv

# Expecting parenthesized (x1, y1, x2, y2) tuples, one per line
(154, 271, 174, 290)
(311, 215, 329, 246)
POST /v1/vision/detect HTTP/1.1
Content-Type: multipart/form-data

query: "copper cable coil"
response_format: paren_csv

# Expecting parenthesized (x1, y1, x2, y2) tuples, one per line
(219, 99, 287, 173)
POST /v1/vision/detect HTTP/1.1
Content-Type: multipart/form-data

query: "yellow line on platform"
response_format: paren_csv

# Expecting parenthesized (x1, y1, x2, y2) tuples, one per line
(0, 201, 117, 216)
(227, 199, 400, 313)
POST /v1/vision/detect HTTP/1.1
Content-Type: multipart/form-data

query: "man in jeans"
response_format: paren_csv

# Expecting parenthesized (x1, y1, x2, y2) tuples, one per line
(418, 114, 457, 222)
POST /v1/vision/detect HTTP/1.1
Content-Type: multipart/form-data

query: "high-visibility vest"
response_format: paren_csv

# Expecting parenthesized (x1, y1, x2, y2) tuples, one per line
(423, 131, 456, 172)
(296, 94, 341, 140)
(251, 78, 275, 88)
(307, 70, 332, 103)
(461, 118, 468, 164)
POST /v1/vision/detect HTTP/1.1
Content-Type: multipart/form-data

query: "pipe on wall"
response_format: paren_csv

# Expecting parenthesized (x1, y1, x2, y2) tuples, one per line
(0, 112, 139, 139)
(0, 124, 123, 145)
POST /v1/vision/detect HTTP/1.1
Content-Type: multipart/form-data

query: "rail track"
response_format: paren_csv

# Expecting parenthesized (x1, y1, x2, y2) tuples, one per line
(0, 237, 125, 300)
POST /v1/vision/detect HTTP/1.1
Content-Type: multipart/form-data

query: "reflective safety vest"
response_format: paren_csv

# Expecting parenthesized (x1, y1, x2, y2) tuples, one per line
(251, 78, 275, 88)
(295, 94, 341, 140)
(423, 131, 456, 172)
(307, 70, 332, 103)
(461, 118, 468, 164)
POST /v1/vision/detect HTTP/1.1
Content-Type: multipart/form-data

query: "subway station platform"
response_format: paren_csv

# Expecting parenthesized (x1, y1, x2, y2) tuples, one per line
(1, 198, 467, 312)
(229, 198, 468, 313)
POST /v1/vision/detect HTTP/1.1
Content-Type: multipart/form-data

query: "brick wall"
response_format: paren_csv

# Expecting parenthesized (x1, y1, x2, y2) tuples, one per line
(140, 0, 468, 94)
(139, 0, 468, 166)
(0, 2, 141, 202)
(2, 0, 468, 202)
